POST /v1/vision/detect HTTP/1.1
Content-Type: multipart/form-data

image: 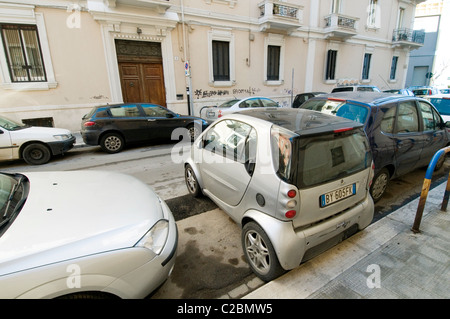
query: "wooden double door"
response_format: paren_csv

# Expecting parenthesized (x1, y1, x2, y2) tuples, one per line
(118, 62, 166, 106)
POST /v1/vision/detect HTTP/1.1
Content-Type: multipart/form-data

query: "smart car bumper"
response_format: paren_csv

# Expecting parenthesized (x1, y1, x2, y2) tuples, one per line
(244, 194, 374, 271)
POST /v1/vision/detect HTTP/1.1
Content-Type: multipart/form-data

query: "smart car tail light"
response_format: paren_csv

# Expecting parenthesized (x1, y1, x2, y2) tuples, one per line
(284, 189, 298, 219)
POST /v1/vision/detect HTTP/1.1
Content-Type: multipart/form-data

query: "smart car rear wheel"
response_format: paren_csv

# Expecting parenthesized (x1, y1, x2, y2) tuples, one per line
(22, 143, 51, 165)
(185, 164, 201, 197)
(370, 168, 390, 203)
(242, 222, 285, 282)
(100, 133, 124, 154)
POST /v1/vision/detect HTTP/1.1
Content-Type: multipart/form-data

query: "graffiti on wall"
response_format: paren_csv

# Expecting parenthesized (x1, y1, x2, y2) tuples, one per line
(194, 87, 262, 99)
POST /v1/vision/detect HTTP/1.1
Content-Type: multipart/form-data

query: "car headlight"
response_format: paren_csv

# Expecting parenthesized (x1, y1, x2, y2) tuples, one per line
(135, 219, 169, 255)
(53, 134, 71, 141)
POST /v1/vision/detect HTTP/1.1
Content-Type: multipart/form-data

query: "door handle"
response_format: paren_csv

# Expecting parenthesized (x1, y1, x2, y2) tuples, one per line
(147, 119, 156, 121)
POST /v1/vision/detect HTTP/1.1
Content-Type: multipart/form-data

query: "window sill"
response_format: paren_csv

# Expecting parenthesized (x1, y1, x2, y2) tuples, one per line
(209, 80, 235, 88)
(1, 81, 58, 91)
(264, 80, 284, 86)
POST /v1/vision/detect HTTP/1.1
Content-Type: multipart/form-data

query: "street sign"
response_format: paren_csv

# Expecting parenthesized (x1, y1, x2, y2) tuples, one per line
(185, 61, 190, 76)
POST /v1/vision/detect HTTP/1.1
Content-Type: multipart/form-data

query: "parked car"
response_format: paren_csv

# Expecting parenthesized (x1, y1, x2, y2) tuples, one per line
(300, 92, 450, 202)
(81, 103, 209, 153)
(383, 88, 414, 96)
(331, 85, 381, 93)
(407, 86, 440, 97)
(0, 116, 75, 165)
(199, 97, 280, 123)
(0, 170, 177, 299)
(292, 92, 326, 108)
(425, 94, 450, 122)
(184, 108, 374, 281)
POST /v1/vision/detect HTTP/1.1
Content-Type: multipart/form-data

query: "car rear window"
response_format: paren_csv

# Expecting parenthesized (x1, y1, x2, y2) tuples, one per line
(429, 98, 450, 116)
(332, 87, 353, 92)
(413, 89, 430, 95)
(271, 126, 371, 188)
(300, 99, 369, 124)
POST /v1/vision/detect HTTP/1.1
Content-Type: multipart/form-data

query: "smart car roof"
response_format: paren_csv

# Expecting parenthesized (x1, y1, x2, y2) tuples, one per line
(237, 108, 363, 136)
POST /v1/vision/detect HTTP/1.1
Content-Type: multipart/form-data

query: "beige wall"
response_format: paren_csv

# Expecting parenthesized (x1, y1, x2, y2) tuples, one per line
(0, 8, 110, 129)
(0, 0, 424, 130)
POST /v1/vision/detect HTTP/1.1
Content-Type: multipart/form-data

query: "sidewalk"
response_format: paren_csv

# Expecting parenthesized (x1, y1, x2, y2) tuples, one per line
(245, 181, 450, 299)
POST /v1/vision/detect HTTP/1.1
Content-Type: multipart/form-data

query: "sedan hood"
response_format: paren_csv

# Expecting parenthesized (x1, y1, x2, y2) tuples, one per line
(0, 171, 163, 276)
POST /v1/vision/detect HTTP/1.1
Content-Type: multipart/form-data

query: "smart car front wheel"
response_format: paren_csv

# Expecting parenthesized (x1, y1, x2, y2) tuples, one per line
(185, 164, 201, 197)
(242, 222, 285, 282)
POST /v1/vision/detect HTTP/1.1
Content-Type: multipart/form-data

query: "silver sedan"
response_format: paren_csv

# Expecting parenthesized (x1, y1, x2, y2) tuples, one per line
(0, 171, 177, 299)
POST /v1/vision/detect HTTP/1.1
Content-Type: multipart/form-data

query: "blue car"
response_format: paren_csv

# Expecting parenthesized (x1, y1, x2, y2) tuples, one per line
(81, 103, 209, 153)
(300, 92, 450, 202)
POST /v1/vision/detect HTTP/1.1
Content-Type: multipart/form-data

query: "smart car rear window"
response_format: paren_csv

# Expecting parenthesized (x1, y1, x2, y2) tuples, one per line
(271, 127, 372, 188)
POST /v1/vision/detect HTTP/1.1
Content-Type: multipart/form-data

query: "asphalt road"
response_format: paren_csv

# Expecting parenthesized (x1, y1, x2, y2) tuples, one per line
(1, 143, 448, 299)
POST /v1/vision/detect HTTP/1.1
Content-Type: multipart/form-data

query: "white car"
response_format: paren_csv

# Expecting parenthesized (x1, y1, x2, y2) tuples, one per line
(0, 171, 178, 299)
(199, 97, 280, 123)
(425, 94, 450, 122)
(0, 116, 75, 165)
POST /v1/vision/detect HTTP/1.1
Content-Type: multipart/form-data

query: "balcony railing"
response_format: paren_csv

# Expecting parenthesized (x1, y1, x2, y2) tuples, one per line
(323, 13, 358, 39)
(258, 0, 303, 32)
(392, 28, 425, 45)
(325, 14, 357, 29)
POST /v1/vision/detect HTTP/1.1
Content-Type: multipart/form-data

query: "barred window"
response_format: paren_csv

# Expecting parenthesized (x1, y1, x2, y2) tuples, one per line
(212, 40, 230, 82)
(0, 24, 46, 82)
(267, 45, 280, 81)
(325, 50, 337, 80)
(362, 53, 372, 80)
(390, 56, 398, 80)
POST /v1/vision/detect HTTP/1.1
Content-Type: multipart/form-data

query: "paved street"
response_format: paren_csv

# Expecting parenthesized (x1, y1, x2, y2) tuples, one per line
(1, 140, 449, 299)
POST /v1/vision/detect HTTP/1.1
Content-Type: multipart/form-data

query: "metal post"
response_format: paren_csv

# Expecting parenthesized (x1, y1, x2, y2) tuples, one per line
(412, 147, 450, 233)
(440, 172, 450, 211)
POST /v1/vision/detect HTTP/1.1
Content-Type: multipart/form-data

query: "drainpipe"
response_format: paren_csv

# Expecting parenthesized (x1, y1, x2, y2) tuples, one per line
(181, 0, 194, 115)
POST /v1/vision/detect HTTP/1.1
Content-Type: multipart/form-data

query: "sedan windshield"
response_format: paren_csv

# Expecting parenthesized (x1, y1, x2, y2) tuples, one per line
(0, 117, 27, 131)
(301, 100, 369, 124)
(0, 174, 28, 237)
(218, 99, 240, 108)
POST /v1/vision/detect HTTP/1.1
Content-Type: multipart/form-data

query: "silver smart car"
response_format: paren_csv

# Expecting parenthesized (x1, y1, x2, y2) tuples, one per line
(184, 108, 374, 281)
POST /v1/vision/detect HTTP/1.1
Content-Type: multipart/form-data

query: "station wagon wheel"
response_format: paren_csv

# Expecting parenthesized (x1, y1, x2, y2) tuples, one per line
(242, 222, 285, 282)
(187, 124, 199, 142)
(370, 168, 390, 203)
(100, 133, 124, 154)
(22, 143, 51, 165)
(185, 164, 201, 197)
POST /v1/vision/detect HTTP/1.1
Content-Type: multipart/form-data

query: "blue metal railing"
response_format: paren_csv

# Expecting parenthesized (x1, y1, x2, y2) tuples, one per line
(412, 146, 450, 233)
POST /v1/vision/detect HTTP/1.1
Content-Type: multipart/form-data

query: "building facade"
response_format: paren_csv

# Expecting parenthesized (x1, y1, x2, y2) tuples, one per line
(0, 0, 425, 131)
(405, 0, 450, 89)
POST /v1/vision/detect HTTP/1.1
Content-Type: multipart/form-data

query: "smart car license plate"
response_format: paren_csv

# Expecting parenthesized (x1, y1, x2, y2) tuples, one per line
(320, 184, 356, 207)
(207, 111, 216, 118)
